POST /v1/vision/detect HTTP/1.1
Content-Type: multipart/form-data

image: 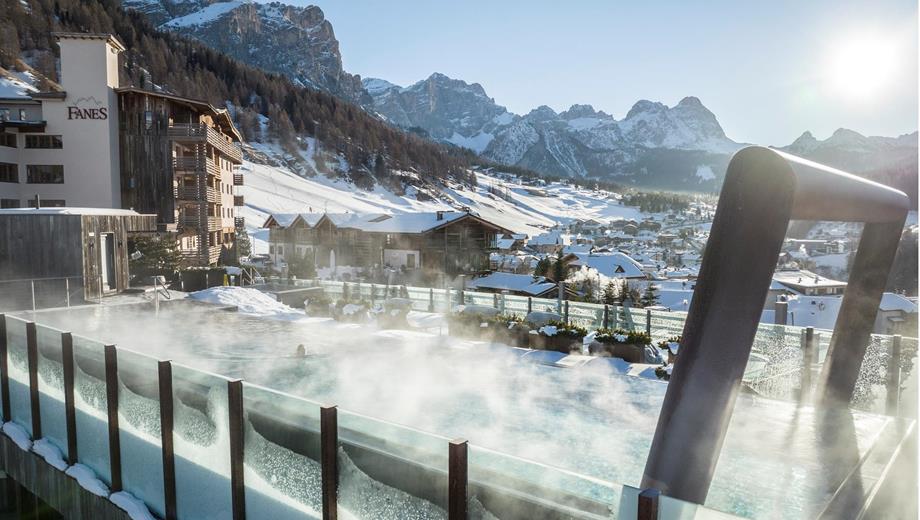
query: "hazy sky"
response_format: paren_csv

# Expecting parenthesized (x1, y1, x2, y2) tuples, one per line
(274, 0, 917, 145)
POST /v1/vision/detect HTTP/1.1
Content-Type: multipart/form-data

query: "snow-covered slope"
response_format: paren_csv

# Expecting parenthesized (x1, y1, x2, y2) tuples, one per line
(238, 145, 644, 253)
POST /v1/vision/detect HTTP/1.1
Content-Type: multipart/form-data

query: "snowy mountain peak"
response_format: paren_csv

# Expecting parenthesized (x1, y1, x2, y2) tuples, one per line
(561, 104, 607, 120)
(362, 77, 400, 96)
(676, 96, 704, 108)
(626, 100, 668, 119)
(525, 105, 559, 121)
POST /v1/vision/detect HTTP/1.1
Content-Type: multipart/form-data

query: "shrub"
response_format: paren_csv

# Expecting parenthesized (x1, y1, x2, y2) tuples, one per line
(595, 328, 652, 346)
(539, 321, 587, 339)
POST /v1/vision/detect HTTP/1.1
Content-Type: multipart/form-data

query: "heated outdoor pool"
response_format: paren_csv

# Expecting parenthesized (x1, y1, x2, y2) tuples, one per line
(13, 299, 913, 519)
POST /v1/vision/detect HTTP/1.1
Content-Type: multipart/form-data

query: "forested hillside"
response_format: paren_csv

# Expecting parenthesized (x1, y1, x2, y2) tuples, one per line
(0, 0, 478, 187)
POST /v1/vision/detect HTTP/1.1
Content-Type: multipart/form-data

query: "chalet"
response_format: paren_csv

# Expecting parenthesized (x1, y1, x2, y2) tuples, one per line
(563, 252, 647, 280)
(264, 210, 512, 276)
(465, 272, 557, 297)
(0, 33, 243, 266)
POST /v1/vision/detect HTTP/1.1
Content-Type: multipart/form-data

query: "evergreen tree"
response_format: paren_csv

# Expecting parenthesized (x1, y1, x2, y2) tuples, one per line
(551, 251, 568, 282)
(534, 257, 551, 278)
(129, 235, 181, 278)
(235, 228, 252, 259)
(287, 252, 316, 279)
(602, 280, 619, 305)
(639, 283, 659, 308)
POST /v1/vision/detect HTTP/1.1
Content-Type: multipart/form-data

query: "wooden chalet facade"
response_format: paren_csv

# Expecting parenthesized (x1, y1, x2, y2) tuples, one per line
(117, 88, 244, 266)
(264, 211, 511, 277)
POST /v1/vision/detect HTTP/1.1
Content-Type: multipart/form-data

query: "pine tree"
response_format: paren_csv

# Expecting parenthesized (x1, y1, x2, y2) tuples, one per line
(287, 252, 316, 279)
(639, 283, 659, 308)
(602, 280, 619, 305)
(235, 228, 252, 259)
(129, 235, 181, 278)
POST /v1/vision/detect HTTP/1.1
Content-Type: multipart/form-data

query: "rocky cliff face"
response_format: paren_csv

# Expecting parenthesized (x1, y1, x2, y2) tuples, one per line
(129, 0, 369, 105)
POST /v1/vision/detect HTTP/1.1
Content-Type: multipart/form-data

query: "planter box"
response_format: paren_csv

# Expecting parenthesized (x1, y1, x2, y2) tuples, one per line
(529, 333, 583, 353)
(489, 325, 529, 347)
(590, 341, 648, 363)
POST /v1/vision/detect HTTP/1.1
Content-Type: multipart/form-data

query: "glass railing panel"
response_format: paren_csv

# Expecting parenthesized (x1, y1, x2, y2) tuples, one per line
(337, 409, 449, 518)
(72, 333, 111, 485)
(117, 348, 165, 517)
(4, 316, 31, 434)
(242, 382, 322, 520)
(172, 362, 233, 519)
(36, 323, 67, 459)
(469, 443, 620, 518)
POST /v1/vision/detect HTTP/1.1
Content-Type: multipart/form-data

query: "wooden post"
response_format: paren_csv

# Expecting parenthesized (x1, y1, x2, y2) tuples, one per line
(527, 297, 532, 315)
(448, 439, 468, 520)
(321, 405, 338, 520)
(645, 309, 652, 336)
(603, 305, 610, 330)
(26, 322, 41, 439)
(429, 288, 435, 312)
(104, 344, 122, 492)
(612, 305, 618, 329)
(61, 332, 77, 465)
(227, 379, 245, 520)
(493, 293, 499, 309)
(886, 335, 902, 416)
(370, 284, 375, 305)
(637, 488, 660, 520)
(0, 315, 11, 422)
(158, 361, 177, 520)
(564, 301, 569, 325)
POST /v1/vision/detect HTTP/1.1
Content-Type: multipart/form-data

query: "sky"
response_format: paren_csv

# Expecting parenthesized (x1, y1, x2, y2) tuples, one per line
(274, 0, 917, 146)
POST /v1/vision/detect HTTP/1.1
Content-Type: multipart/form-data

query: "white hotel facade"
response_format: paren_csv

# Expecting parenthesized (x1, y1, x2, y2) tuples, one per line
(0, 33, 244, 266)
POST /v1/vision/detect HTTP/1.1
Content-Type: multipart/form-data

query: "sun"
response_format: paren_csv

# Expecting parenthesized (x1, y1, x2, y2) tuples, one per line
(827, 36, 898, 100)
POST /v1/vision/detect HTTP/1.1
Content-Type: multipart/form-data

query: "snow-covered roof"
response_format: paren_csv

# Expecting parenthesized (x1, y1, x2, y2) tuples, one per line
(528, 231, 569, 246)
(466, 272, 556, 296)
(265, 211, 495, 234)
(0, 207, 145, 216)
(879, 293, 918, 313)
(657, 289, 694, 312)
(772, 269, 846, 289)
(496, 238, 518, 250)
(567, 252, 645, 278)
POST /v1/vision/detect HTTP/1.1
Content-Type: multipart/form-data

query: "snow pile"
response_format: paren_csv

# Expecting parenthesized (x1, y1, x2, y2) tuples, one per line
(32, 438, 67, 470)
(341, 304, 364, 316)
(65, 464, 110, 497)
(538, 325, 558, 337)
(189, 287, 304, 319)
(2, 422, 31, 450)
(111, 491, 158, 520)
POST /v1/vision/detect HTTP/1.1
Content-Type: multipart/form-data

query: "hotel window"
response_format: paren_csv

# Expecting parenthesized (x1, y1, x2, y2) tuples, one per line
(26, 165, 64, 184)
(0, 199, 19, 208)
(25, 135, 63, 149)
(0, 133, 15, 147)
(18, 109, 26, 121)
(0, 163, 17, 183)
(0, 109, 9, 121)
(27, 199, 65, 208)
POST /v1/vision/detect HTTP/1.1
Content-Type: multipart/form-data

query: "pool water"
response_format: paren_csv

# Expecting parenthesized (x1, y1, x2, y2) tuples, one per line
(27, 303, 900, 519)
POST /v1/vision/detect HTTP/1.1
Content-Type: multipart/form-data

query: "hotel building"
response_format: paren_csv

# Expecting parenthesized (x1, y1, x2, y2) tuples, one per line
(0, 33, 243, 266)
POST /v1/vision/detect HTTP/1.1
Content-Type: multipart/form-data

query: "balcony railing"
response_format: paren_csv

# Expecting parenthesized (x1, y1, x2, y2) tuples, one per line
(233, 195, 245, 207)
(235, 216, 245, 229)
(175, 185, 219, 203)
(178, 214, 221, 231)
(173, 157, 220, 178)
(168, 123, 243, 163)
(233, 172, 244, 186)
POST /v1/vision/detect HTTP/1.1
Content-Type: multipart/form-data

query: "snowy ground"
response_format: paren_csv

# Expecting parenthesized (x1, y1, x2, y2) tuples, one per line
(237, 144, 645, 253)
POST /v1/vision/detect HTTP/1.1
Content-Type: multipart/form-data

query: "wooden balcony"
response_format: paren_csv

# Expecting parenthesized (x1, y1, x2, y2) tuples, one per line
(233, 195, 244, 207)
(173, 157, 220, 178)
(175, 185, 219, 203)
(233, 172, 244, 186)
(179, 213, 221, 231)
(235, 216, 245, 229)
(168, 123, 243, 163)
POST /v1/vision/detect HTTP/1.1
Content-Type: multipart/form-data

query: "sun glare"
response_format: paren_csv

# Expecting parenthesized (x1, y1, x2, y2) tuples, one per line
(827, 36, 898, 100)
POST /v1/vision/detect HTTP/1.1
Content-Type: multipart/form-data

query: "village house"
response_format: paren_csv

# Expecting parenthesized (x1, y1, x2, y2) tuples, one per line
(465, 272, 558, 298)
(0, 33, 243, 266)
(771, 268, 847, 297)
(264, 210, 511, 277)
(562, 251, 647, 280)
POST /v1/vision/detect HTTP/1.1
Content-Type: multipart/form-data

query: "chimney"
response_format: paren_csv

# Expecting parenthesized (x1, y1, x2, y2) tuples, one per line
(436, 210, 444, 221)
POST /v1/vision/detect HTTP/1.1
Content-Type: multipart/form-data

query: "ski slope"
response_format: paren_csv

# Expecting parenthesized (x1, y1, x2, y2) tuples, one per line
(238, 155, 645, 254)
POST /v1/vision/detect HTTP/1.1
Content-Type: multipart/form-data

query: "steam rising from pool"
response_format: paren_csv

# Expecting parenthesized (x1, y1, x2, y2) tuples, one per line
(24, 301, 902, 519)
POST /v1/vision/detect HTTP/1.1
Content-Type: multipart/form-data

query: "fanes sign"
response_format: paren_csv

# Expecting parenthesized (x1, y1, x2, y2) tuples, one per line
(67, 96, 108, 120)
